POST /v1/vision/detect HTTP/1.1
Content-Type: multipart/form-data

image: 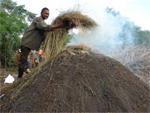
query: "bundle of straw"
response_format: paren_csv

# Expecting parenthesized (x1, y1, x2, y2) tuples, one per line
(42, 29, 68, 61)
(52, 11, 97, 29)
(42, 11, 97, 61)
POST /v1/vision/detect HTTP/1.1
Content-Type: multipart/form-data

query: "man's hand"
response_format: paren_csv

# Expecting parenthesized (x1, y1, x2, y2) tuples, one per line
(50, 22, 64, 31)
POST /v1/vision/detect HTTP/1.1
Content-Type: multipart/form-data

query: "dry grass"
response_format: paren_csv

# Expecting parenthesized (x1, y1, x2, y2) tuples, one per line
(52, 11, 97, 29)
(111, 45, 150, 86)
(42, 29, 68, 61)
(42, 11, 97, 62)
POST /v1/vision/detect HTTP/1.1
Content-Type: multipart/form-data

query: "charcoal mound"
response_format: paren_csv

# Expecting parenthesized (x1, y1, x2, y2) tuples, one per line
(1, 47, 149, 112)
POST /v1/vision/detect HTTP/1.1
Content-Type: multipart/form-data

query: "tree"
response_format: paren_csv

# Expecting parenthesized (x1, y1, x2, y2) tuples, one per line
(0, 0, 35, 67)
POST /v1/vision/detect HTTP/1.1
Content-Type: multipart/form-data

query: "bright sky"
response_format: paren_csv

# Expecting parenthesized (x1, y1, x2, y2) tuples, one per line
(13, 0, 150, 30)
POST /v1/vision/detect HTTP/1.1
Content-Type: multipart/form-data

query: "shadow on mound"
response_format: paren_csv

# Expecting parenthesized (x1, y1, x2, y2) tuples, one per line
(1, 47, 150, 112)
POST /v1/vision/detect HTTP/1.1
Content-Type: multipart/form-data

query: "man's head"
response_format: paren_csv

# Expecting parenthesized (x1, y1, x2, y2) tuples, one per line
(41, 7, 49, 20)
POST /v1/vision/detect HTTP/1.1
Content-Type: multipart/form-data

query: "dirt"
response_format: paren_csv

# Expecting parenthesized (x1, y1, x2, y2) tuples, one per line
(0, 47, 150, 112)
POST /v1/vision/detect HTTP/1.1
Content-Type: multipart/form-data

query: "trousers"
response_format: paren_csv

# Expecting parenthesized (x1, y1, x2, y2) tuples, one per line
(18, 46, 31, 78)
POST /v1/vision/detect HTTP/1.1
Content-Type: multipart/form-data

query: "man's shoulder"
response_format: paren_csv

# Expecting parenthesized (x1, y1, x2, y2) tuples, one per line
(33, 16, 43, 22)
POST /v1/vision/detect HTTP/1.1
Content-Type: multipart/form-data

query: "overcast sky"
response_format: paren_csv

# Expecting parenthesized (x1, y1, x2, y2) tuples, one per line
(13, 0, 150, 30)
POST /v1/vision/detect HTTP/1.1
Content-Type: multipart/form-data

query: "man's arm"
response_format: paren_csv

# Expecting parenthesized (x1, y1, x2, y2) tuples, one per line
(34, 17, 51, 31)
(34, 17, 64, 31)
(50, 23, 64, 31)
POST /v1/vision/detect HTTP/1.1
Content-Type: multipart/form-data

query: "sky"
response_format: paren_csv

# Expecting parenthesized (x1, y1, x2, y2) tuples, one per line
(13, 0, 150, 30)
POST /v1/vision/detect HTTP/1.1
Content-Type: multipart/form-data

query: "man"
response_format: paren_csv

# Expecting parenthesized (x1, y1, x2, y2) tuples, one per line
(18, 7, 64, 78)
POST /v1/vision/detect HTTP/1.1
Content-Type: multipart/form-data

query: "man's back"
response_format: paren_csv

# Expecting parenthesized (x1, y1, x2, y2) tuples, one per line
(21, 16, 50, 50)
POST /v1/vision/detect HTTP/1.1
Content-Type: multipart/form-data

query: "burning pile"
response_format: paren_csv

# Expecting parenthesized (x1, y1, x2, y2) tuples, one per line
(1, 46, 149, 112)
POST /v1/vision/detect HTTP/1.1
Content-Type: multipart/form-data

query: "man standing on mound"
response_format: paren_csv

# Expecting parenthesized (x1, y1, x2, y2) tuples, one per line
(18, 7, 64, 78)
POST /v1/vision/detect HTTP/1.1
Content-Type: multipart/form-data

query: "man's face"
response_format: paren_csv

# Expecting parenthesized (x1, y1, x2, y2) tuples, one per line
(41, 10, 49, 20)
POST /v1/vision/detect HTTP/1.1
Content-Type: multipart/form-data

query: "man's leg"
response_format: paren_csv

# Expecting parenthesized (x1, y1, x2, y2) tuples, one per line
(18, 46, 31, 78)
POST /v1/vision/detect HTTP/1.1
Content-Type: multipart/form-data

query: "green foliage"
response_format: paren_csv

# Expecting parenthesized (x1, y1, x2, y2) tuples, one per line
(64, 34, 72, 45)
(133, 27, 150, 45)
(0, 0, 35, 67)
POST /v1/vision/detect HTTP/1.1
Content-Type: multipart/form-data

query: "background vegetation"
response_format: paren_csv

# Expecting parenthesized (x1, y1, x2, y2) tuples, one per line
(0, 0, 35, 68)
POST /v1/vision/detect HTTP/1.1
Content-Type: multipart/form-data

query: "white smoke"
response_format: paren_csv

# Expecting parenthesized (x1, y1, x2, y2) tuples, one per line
(68, 8, 135, 56)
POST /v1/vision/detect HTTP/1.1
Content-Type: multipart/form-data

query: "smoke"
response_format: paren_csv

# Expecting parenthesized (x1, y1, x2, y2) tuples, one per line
(68, 8, 135, 57)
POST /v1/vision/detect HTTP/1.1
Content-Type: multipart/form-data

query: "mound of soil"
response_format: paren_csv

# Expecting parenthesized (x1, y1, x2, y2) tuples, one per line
(1, 47, 149, 112)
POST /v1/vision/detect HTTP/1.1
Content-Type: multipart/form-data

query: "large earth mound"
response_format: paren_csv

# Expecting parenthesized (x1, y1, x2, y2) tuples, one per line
(1, 46, 149, 112)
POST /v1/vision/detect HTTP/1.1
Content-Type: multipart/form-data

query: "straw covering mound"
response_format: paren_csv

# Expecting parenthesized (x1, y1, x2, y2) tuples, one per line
(1, 46, 149, 112)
